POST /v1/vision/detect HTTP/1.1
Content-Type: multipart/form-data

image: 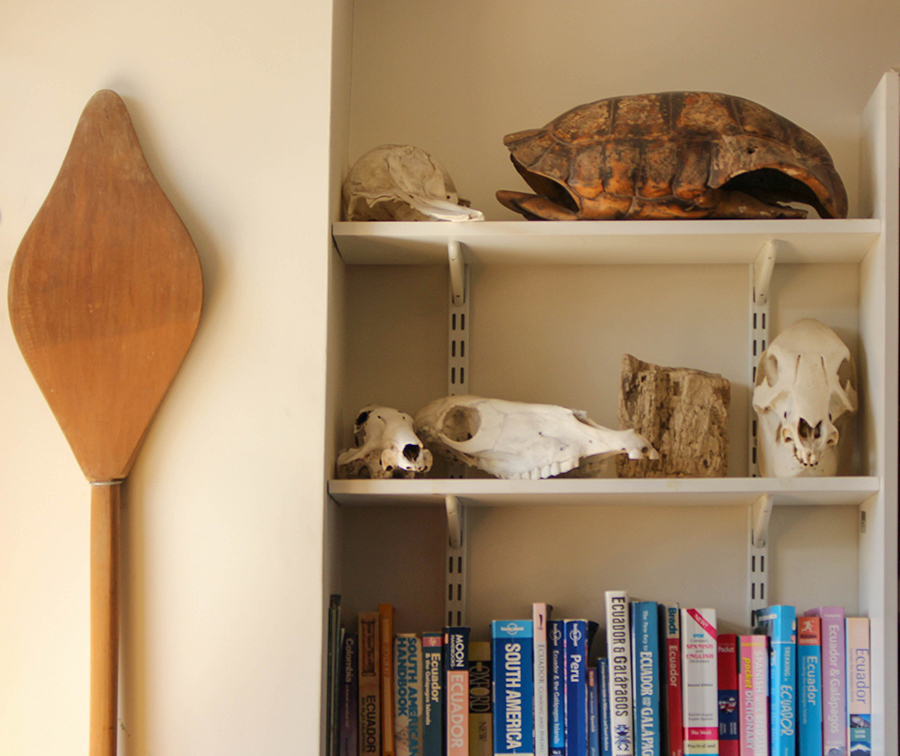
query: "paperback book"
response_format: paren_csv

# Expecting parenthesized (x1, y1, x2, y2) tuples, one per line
(717, 634, 739, 756)
(534, 603, 552, 756)
(681, 608, 718, 756)
(598, 657, 613, 756)
(395, 633, 424, 756)
(606, 590, 635, 756)
(845, 617, 871, 756)
(422, 632, 444, 756)
(804, 607, 846, 756)
(566, 619, 590, 756)
(549, 619, 566, 756)
(359, 611, 382, 756)
(492, 619, 535, 756)
(797, 616, 822, 756)
(339, 632, 359, 756)
(737, 635, 768, 756)
(381, 604, 396, 756)
(661, 605, 684, 756)
(753, 605, 796, 756)
(632, 601, 662, 756)
(445, 626, 471, 756)
(588, 666, 601, 756)
(469, 641, 493, 756)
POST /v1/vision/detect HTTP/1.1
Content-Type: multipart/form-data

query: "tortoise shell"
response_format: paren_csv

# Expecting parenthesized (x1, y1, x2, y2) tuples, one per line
(497, 91, 848, 220)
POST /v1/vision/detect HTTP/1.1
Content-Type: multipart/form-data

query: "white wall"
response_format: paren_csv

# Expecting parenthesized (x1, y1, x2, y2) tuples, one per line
(0, 0, 336, 753)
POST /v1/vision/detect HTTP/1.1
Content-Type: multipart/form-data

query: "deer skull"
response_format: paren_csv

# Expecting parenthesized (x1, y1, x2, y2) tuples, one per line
(337, 406, 433, 479)
(414, 395, 658, 480)
(752, 319, 858, 477)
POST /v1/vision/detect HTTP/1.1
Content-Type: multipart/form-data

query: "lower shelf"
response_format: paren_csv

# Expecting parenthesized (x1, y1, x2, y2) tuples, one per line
(328, 476, 880, 507)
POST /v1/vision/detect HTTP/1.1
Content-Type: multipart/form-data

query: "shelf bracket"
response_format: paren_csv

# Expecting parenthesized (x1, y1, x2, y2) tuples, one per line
(448, 240, 466, 306)
(753, 239, 780, 305)
(445, 495, 467, 626)
(747, 493, 773, 623)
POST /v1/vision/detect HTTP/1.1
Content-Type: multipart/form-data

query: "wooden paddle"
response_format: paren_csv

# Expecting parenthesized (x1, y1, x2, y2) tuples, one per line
(8, 90, 203, 756)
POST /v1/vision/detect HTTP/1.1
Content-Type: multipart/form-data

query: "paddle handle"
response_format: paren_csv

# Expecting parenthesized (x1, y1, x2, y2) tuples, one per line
(90, 482, 120, 756)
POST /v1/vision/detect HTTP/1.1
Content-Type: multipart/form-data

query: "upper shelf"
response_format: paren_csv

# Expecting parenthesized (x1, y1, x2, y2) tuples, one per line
(328, 476, 880, 508)
(332, 219, 883, 266)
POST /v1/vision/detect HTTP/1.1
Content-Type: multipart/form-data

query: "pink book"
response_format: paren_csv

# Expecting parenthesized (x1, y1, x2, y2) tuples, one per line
(738, 635, 768, 756)
(717, 634, 739, 756)
(805, 607, 846, 756)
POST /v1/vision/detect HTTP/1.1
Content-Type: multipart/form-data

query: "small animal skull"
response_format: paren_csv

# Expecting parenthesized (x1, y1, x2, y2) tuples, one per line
(342, 144, 484, 222)
(337, 406, 433, 479)
(414, 395, 658, 480)
(752, 319, 858, 477)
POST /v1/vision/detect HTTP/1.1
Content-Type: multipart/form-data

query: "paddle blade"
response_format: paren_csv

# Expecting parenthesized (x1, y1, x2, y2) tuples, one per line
(8, 90, 203, 482)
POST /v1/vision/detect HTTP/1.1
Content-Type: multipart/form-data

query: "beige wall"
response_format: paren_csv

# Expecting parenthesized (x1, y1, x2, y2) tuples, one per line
(0, 0, 337, 753)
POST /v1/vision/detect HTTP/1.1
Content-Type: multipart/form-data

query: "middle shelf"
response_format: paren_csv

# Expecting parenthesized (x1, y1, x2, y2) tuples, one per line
(328, 475, 880, 507)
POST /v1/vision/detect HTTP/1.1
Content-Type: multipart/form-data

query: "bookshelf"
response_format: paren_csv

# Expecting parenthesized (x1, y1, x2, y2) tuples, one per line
(327, 72, 898, 754)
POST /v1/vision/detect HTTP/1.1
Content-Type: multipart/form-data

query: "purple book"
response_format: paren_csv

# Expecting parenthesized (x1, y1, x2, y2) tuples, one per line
(805, 607, 846, 756)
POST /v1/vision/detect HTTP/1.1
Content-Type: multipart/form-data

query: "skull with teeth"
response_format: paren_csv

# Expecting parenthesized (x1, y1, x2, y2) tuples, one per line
(414, 395, 658, 480)
(337, 406, 433, 479)
(752, 318, 858, 477)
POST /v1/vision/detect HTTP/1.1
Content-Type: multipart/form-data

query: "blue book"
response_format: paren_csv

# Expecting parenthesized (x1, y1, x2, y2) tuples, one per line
(395, 634, 424, 756)
(549, 620, 566, 756)
(631, 602, 661, 756)
(753, 605, 797, 756)
(492, 620, 535, 756)
(422, 632, 444, 756)
(597, 659, 612, 756)
(565, 619, 589, 756)
(797, 617, 823, 756)
(588, 666, 600, 756)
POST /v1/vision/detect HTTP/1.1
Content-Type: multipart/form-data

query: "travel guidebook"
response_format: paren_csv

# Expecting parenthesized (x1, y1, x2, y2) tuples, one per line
(492, 619, 535, 756)
(445, 626, 470, 756)
(805, 607, 846, 756)
(606, 590, 635, 756)
(753, 606, 796, 756)
(632, 601, 662, 756)
(421, 632, 444, 756)
(797, 617, 822, 756)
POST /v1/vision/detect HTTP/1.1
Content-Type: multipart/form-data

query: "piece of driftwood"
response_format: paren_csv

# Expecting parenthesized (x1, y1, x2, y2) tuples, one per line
(616, 354, 730, 478)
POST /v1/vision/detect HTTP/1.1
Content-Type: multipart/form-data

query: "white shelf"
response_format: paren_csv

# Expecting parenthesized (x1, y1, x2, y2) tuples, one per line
(333, 218, 882, 266)
(329, 476, 880, 507)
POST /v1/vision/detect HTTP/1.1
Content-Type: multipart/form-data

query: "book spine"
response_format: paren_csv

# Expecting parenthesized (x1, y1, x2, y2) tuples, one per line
(663, 606, 684, 756)
(395, 634, 424, 756)
(381, 604, 396, 756)
(606, 591, 635, 756)
(469, 641, 493, 756)
(754, 606, 796, 756)
(534, 603, 552, 756)
(492, 620, 535, 756)
(549, 620, 566, 756)
(422, 632, 444, 756)
(327, 596, 343, 756)
(805, 607, 846, 756)
(737, 636, 767, 756)
(845, 617, 871, 756)
(632, 602, 661, 756)
(716, 634, 739, 756)
(566, 619, 590, 756)
(445, 627, 470, 756)
(796, 617, 822, 756)
(339, 632, 359, 756)
(359, 612, 382, 756)
(598, 658, 612, 756)
(680, 608, 718, 756)
(588, 666, 601, 756)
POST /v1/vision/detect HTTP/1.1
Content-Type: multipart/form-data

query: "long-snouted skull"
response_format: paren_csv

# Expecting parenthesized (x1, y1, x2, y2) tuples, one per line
(337, 406, 433, 479)
(414, 395, 658, 480)
(752, 319, 858, 477)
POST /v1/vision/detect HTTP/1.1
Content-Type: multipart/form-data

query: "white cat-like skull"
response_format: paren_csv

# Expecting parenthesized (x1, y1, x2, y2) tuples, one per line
(414, 395, 658, 480)
(337, 406, 433, 479)
(342, 145, 484, 222)
(752, 318, 858, 477)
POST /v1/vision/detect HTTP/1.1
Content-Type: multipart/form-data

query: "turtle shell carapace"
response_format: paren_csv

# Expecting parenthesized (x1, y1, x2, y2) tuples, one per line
(497, 91, 848, 220)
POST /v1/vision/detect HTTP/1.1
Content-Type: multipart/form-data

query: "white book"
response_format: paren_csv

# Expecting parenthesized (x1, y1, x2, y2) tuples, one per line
(533, 603, 551, 756)
(681, 608, 718, 756)
(605, 590, 634, 756)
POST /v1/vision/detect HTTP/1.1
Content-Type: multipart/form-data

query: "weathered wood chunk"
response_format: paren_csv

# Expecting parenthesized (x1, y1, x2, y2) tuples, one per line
(616, 354, 730, 478)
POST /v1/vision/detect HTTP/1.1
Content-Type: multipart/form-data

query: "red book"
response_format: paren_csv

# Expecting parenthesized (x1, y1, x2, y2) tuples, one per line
(663, 605, 684, 756)
(717, 634, 739, 756)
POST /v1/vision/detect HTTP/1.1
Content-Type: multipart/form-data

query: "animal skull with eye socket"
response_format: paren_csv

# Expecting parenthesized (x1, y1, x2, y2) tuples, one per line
(752, 319, 858, 477)
(336, 406, 433, 479)
(413, 395, 658, 480)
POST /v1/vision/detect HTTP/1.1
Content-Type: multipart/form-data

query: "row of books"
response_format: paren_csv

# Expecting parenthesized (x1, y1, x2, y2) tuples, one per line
(325, 596, 871, 756)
